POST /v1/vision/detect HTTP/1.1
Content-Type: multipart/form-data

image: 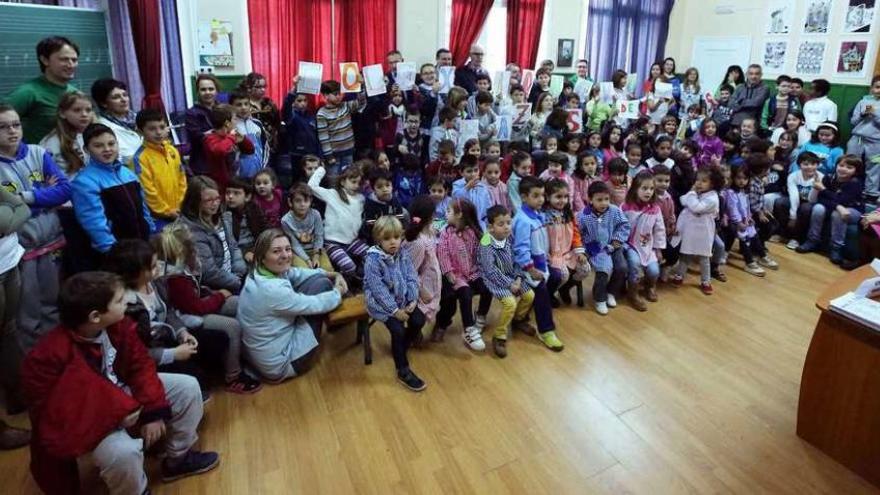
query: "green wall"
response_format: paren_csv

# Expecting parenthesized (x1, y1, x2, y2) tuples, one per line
(763, 79, 870, 142)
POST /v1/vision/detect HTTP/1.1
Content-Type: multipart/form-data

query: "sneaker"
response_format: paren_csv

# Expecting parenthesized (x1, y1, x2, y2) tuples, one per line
(769, 234, 783, 243)
(474, 314, 487, 330)
(430, 326, 447, 343)
(397, 368, 427, 392)
(161, 449, 220, 482)
(462, 326, 486, 351)
(796, 240, 819, 253)
(758, 256, 779, 270)
(744, 262, 766, 277)
(711, 269, 728, 283)
(493, 338, 507, 358)
(786, 239, 800, 250)
(700, 282, 713, 295)
(670, 275, 684, 287)
(225, 373, 263, 394)
(537, 331, 565, 352)
(512, 319, 537, 336)
(606, 294, 618, 307)
(595, 301, 609, 315)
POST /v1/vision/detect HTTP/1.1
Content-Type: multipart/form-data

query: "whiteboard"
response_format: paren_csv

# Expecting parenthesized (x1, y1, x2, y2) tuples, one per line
(691, 36, 752, 91)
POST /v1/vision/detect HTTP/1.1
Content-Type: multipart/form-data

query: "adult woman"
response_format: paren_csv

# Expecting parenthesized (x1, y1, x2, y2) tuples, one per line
(237, 229, 346, 382)
(90, 78, 142, 165)
(238, 72, 281, 159)
(679, 67, 704, 120)
(716, 65, 744, 97)
(641, 62, 663, 99)
(178, 176, 247, 294)
(661, 57, 682, 114)
(185, 73, 221, 174)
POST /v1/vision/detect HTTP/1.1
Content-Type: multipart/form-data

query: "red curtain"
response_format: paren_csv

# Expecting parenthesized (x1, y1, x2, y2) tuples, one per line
(506, 0, 546, 71)
(248, 0, 334, 105)
(335, 0, 397, 77)
(127, 0, 164, 111)
(449, 0, 494, 66)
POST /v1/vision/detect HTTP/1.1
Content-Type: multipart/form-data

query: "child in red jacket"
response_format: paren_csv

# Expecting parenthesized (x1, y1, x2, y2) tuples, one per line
(21, 272, 219, 494)
(204, 104, 255, 192)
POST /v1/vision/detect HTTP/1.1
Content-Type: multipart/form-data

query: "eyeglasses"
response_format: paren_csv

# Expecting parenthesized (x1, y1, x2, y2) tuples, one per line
(0, 122, 22, 132)
(471, 52, 485, 56)
(201, 196, 222, 204)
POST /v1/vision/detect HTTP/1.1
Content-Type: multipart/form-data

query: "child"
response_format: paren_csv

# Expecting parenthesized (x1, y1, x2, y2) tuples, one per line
(361, 168, 411, 242)
(572, 152, 599, 212)
(482, 157, 511, 211)
(745, 155, 780, 270)
(847, 75, 880, 199)
(529, 69, 552, 104)
(724, 168, 770, 277)
(363, 215, 428, 392)
(578, 181, 630, 315)
(764, 75, 800, 131)
(722, 133, 744, 169)
(647, 135, 675, 170)
(428, 176, 451, 231)
(585, 85, 614, 132)
(473, 90, 498, 144)
(653, 165, 678, 276)
(657, 116, 679, 141)
(380, 89, 406, 156)
(605, 157, 629, 206)
(252, 168, 283, 228)
(798, 155, 865, 265)
(308, 161, 367, 279)
(224, 177, 267, 263)
(21, 272, 219, 495)
(539, 152, 576, 194)
(507, 84, 532, 145)
(512, 177, 563, 350)
(429, 107, 461, 161)
(670, 166, 724, 295)
(739, 117, 758, 143)
(404, 196, 442, 328)
(39, 91, 93, 178)
(483, 140, 502, 162)
(282, 92, 321, 173)
(544, 179, 588, 306)
(803, 79, 838, 132)
(71, 123, 154, 267)
(203, 104, 255, 193)
(529, 92, 555, 146)
(317, 80, 366, 173)
(132, 108, 186, 230)
(394, 153, 424, 208)
(584, 130, 604, 173)
(780, 152, 822, 249)
(561, 134, 582, 172)
(796, 121, 845, 176)
(395, 109, 424, 164)
(0, 105, 70, 352)
(771, 109, 811, 148)
(600, 125, 624, 164)
(436, 198, 492, 349)
(230, 90, 267, 179)
(477, 205, 536, 358)
(281, 183, 333, 271)
(694, 119, 723, 169)
(611, 70, 633, 127)
(452, 155, 492, 229)
(622, 171, 666, 310)
(425, 139, 459, 184)
(462, 138, 481, 161)
(507, 151, 533, 212)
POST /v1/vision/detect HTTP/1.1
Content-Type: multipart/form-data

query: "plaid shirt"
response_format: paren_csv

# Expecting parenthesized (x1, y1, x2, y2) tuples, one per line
(748, 177, 765, 214)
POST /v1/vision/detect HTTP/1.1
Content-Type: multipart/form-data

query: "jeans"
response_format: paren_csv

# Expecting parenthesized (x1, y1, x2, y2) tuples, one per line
(674, 254, 711, 284)
(492, 292, 535, 340)
(531, 281, 556, 333)
(737, 235, 766, 264)
(327, 151, 354, 175)
(625, 248, 659, 282)
(592, 248, 627, 303)
(830, 207, 861, 248)
(384, 307, 426, 370)
(437, 278, 492, 329)
(546, 267, 564, 298)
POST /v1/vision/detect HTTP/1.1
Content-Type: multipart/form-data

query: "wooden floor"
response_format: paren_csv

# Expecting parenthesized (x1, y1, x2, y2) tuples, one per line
(2, 244, 879, 494)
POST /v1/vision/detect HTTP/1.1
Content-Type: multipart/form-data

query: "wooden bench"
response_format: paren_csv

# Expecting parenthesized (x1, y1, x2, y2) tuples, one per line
(326, 294, 374, 365)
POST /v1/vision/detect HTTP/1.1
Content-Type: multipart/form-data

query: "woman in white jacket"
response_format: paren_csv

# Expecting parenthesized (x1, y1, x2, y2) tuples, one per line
(91, 78, 143, 165)
(238, 229, 347, 382)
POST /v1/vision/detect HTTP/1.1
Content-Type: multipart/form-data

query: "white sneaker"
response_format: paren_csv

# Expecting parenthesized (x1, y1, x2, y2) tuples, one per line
(474, 314, 487, 330)
(463, 326, 486, 351)
(758, 255, 779, 270)
(744, 262, 766, 277)
(786, 239, 800, 250)
(606, 294, 617, 308)
(595, 301, 609, 315)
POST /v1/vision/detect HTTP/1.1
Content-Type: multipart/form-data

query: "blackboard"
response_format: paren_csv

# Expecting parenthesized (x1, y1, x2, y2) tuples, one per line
(0, 3, 113, 96)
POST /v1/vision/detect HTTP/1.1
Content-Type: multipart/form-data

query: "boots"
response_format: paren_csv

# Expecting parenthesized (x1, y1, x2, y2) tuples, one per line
(643, 278, 658, 302)
(627, 280, 648, 311)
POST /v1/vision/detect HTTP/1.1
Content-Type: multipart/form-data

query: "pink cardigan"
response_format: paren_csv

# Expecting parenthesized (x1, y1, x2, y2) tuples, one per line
(437, 225, 481, 289)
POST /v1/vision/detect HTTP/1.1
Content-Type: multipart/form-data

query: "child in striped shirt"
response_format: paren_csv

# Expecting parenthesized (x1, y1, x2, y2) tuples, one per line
(317, 80, 365, 174)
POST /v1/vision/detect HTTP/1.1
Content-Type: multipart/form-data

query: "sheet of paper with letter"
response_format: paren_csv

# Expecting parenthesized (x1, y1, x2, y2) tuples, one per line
(297, 61, 323, 95)
(362, 64, 387, 97)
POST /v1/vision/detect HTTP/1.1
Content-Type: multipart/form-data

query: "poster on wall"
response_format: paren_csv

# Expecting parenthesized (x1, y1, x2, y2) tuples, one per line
(762, 40, 788, 73)
(803, 0, 833, 34)
(795, 40, 826, 75)
(765, 0, 795, 35)
(197, 19, 234, 67)
(835, 41, 872, 78)
(844, 0, 876, 33)
(557, 39, 574, 68)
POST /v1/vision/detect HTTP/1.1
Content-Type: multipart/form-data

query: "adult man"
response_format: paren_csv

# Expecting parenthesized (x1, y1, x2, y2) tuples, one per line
(455, 44, 489, 94)
(4, 36, 79, 144)
(385, 49, 404, 85)
(730, 64, 770, 127)
(505, 63, 522, 86)
(568, 59, 593, 85)
(435, 48, 453, 68)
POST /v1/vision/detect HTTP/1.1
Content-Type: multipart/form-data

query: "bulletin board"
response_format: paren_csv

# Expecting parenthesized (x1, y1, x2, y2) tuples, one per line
(691, 36, 753, 90)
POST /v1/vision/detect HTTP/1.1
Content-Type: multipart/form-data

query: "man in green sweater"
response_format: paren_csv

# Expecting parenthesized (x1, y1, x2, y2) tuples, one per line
(3, 36, 79, 144)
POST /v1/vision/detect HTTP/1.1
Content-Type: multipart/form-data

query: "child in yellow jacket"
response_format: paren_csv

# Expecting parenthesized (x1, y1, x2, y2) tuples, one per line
(132, 108, 187, 229)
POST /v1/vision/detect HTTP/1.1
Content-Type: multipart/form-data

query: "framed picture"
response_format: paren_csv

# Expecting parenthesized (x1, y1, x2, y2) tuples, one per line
(557, 39, 574, 68)
(844, 0, 876, 33)
(836, 40, 872, 78)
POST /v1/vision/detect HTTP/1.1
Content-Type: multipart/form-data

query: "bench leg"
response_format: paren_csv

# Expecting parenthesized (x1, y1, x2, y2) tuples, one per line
(357, 319, 373, 365)
(576, 279, 585, 307)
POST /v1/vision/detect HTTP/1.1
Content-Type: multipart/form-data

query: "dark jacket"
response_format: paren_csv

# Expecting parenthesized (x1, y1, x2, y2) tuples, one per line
(184, 103, 213, 174)
(731, 81, 770, 126)
(360, 193, 411, 242)
(179, 213, 247, 293)
(818, 175, 865, 212)
(281, 95, 321, 158)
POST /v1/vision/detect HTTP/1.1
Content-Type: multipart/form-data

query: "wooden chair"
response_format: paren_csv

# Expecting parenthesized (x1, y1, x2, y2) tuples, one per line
(326, 294, 374, 365)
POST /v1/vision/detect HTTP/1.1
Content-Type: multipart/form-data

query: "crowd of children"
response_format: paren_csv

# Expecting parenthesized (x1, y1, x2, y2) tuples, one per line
(2, 40, 880, 492)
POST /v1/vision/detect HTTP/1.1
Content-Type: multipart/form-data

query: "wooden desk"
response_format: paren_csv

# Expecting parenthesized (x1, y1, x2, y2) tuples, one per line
(797, 264, 880, 487)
